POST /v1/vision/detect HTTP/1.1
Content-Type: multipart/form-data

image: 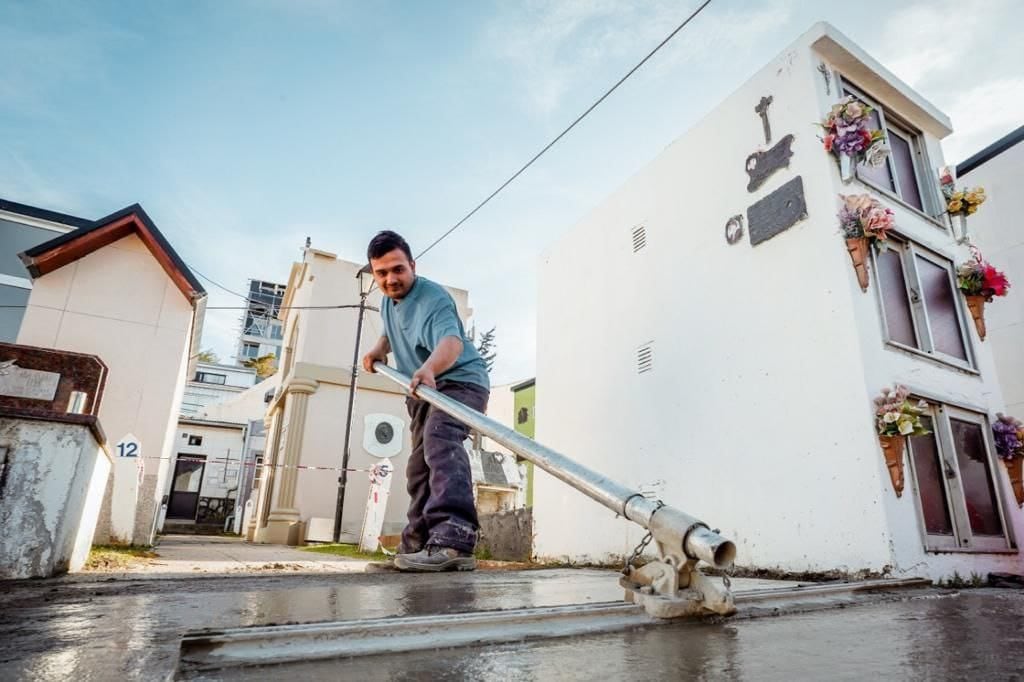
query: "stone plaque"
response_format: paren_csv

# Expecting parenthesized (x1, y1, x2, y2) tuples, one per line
(747, 176, 808, 246)
(0, 362, 61, 401)
(746, 134, 795, 192)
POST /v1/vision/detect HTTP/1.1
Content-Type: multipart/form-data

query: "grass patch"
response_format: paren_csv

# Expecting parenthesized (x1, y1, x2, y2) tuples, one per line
(300, 543, 387, 561)
(85, 544, 158, 570)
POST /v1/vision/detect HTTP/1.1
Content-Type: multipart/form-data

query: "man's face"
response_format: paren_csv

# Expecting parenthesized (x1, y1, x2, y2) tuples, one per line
(370, 249, 416, 300)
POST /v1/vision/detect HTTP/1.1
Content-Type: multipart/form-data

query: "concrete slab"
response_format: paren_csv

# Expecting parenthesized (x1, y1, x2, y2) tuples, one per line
(3, 566, 1021, 680)
(7, 538, 1005, 680)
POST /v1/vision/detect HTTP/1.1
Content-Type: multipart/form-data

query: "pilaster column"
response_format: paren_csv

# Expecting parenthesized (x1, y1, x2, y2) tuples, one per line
(263, 378, 319, 545)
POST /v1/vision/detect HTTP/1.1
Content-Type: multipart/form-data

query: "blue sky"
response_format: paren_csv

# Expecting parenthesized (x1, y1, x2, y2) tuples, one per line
(3, 0, 1021, 385)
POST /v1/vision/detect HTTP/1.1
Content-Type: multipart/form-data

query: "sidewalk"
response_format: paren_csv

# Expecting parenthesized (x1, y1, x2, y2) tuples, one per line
(86, 534, 371, 578)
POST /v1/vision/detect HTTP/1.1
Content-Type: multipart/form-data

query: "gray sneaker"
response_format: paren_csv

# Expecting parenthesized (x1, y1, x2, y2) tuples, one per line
(365, 543, 422, 573)
(394, 546, 476, 572)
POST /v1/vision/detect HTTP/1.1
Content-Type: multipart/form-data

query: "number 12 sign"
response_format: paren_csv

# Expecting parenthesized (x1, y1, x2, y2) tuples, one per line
(116, 434, 141, 458)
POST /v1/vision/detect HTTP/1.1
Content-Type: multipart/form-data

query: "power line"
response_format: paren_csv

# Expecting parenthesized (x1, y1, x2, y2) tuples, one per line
(0, 304, 378, 312)
(413, 0, 713, 261)
(188, 265, 254, 303)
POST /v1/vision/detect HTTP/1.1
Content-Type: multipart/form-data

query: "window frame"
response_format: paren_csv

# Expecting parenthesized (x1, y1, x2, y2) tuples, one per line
(194, 371, 227, 385)
(838, 78, 943, 223)
(906, 402, 1016, 553)
(871, 237, 976, 372)
(241, 342, 260, 359)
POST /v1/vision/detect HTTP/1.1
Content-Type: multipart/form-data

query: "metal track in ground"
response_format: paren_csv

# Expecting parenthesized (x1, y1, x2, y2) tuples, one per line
(177, 577, 933, 673)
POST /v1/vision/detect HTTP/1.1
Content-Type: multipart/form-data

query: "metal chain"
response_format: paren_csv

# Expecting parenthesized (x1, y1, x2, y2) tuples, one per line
(712, 527, 732, 590)
(622, 501, 664, 575)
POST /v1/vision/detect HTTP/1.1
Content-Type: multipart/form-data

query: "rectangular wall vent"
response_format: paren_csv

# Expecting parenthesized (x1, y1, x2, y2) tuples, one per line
(631, 225, 647, 252)
(637, 344, 653, 374)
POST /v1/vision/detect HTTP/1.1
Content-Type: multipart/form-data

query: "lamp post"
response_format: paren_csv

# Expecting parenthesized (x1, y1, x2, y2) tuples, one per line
(332, 264, 373, 543)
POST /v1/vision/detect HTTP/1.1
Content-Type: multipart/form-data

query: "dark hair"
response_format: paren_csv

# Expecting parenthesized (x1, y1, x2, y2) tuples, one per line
(367, 230, 413, 263)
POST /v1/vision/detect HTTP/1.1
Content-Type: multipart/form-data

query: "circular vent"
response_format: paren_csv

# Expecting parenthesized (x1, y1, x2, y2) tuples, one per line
(375, 421, 395, 445)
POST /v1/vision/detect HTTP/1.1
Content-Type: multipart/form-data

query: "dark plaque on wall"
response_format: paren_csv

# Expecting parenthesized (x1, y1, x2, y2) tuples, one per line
(746, 176, 807, 246)
(745, 134, 795, 192)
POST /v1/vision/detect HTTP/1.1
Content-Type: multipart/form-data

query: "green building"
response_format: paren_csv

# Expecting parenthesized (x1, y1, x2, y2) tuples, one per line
(511, 378, 536, 507)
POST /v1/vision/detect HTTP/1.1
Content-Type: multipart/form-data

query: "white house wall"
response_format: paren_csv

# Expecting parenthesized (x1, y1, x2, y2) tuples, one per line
(961, 140, 1024, 417)
(200, 374, 279, 424)
(533, 24, 1023, 579)
(163, 423, 247, 527)
(287, 383, 413, 539)
(813, 47, 1024, 579)
(484, 382, 516, 457)
(17, 233, 195, 545)
(535, 29, 891, 571)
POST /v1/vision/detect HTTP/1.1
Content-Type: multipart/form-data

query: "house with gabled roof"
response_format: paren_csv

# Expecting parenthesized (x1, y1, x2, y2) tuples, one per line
(4, 199, 207, 545)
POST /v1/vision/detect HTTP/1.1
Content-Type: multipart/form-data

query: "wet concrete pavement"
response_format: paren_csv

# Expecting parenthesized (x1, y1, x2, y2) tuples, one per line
(2, 562, 1023, 680)
(260, 590, 1024, 681)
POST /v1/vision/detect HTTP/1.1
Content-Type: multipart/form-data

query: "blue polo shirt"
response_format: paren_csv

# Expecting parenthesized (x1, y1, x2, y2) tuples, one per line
(380, 276, 490, 390)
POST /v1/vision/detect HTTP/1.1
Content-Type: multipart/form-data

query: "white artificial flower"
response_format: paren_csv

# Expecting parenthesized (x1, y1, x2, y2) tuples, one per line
(865, 142, 890, 168)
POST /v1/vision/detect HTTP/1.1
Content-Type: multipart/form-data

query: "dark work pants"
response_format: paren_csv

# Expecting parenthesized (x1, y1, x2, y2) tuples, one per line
(400, 380, 489, 554)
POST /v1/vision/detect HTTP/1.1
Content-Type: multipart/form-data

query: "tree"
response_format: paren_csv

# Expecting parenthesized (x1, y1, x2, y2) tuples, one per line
(243, 353, 278, 380)
(474, 326, 497, 374)
(196, 348, 219, 363)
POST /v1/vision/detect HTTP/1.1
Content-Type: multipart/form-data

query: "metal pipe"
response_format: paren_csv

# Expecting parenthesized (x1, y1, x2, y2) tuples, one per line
(372, 363, 735, 569)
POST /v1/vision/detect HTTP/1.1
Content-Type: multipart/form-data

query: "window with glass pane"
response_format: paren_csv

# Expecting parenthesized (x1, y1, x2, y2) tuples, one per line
(874, 241, 972, 368)
(909, 417, 954, 536)
(916, 256, 967, 361)
(950, 419, 1003, 537)
(852, 103, 895, 191)
(907, 406, 1012, 552)
(888, 127, 923, 211)
(876, 246, 917, 347)
(841, 82, 932, 214)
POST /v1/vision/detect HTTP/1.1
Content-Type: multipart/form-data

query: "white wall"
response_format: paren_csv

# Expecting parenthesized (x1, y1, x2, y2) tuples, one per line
(181, 363, 257, 417)
(484, 382, 516, 456)
(532, 24, 1022, 579)
(170, 423, 247, 500)
(535, 30, 888, 570)
(961, 140, 1024, 417)
(17, 233, 196, 545)
(194, 362, 258, 388)
(201, 373, 279, 424)
(0, 419, 110, 578)
(289, 383, 412, 538)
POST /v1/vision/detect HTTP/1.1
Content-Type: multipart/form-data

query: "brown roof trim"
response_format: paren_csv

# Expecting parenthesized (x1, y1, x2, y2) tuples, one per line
(19, 204, 206, 305)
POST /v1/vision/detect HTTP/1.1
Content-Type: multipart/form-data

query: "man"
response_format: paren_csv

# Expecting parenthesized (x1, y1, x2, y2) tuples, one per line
(362, 230, 489, 572)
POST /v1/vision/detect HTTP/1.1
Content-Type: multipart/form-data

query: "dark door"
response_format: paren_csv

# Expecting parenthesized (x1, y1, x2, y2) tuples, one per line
(167, 456, 205, 519)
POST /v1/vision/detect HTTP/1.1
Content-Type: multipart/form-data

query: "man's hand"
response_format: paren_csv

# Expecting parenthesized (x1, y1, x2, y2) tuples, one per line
(362, 348, 388, 373)
(409, 366, 437, 393)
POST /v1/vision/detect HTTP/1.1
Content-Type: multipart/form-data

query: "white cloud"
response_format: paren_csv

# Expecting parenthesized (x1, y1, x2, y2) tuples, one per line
(870, 0, 1001, 87)
(942, 77, 1024, 164)
(866, 0, 1022, 162)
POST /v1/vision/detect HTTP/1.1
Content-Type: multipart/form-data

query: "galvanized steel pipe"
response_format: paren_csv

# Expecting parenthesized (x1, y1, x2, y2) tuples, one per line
(371, 363, 735, 569)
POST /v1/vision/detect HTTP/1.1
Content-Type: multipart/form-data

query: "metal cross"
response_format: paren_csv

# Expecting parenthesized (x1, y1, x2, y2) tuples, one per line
(754, 95, 773, 145)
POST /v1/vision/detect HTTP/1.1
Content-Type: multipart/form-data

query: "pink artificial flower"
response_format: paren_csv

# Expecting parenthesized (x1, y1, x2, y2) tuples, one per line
(864, 207, 894, 239)
(983, 264, 1010, 297)
(824, 134, 836, 152)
